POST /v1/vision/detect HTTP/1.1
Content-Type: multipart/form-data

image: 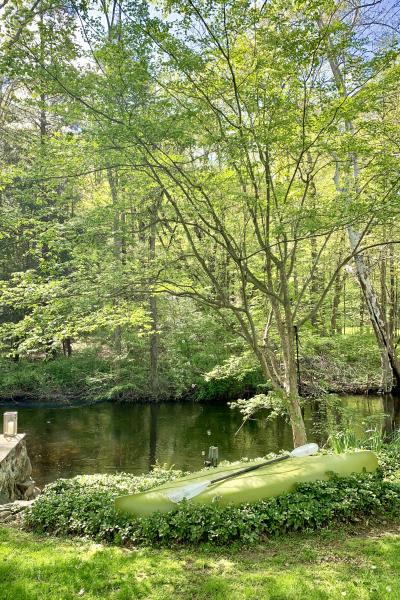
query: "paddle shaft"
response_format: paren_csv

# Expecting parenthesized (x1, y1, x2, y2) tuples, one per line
(209, 454, 290, 486)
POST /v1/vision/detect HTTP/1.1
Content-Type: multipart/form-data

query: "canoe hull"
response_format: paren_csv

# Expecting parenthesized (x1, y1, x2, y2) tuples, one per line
(115, 451, 378, 517)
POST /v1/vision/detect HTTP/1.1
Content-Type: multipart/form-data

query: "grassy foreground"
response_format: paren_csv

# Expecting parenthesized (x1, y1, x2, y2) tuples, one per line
(1, 524, 399, 600)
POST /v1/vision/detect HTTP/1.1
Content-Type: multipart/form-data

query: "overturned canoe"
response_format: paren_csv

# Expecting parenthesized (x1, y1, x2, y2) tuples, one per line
(115, 450, 378, 517)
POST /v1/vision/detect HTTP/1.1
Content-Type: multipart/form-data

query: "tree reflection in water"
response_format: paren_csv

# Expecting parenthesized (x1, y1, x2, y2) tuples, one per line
(1, 395, 390, 486)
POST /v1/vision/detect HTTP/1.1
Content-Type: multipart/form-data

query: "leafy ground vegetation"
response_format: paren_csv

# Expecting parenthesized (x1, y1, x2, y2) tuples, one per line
(23, 471, 400, 547)
(23, 438, 400, 546)
(1, 523, 400, 600)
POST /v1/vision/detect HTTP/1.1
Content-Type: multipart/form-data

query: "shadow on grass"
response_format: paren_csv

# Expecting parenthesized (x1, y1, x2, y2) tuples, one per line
(0, 526, 399, 599)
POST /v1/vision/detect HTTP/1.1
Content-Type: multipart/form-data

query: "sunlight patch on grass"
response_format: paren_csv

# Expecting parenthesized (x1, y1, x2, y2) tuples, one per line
(1, 526, 400, 599)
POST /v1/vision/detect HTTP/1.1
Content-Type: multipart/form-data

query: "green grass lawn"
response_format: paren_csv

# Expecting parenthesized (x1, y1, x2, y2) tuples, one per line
(1, 524, 399, 600)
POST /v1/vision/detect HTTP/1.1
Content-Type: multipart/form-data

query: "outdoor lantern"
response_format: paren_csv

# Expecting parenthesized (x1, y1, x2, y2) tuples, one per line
(3, 412, 18, 437)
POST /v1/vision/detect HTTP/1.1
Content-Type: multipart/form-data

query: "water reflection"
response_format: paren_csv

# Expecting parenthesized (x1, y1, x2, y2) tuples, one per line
(382, 395, 400, 436)
(1, 395, 397, 486)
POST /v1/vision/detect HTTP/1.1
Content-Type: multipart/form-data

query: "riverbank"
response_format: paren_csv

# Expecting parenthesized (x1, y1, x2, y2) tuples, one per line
(0, 351, 262, 406)
(1, 521, 399, 599)
(0, 332, 384, 405)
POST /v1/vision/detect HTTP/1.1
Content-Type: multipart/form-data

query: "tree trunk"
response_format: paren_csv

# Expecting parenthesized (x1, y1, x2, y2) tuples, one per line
(149, 201, 159, 396)
(307, 156, 323, 333)
(283, 325, 307, 447)
(149, 295, 159, 395)
(107, 167, 123, 354)
(309, 235, 319, 329)
(359, 287, 365, 332)
(348, 227, 400, 392)
(259, 334, 306, 448)
(389, 244, 396, 349)
(331, 270, 344, 334)
(380, 247, 387, 335)
(323, 30, 400, 393)
(62, 337, 72, 357)
(278, 274, 307, 446)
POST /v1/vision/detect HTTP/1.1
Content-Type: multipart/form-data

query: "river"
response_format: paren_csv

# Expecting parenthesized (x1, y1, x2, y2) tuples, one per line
(1, 395, 398, 486)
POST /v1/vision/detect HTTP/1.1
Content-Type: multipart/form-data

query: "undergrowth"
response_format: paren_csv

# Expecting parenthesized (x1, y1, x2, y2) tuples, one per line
(24, 455, 400, 547)
(0, 332, 383, 403)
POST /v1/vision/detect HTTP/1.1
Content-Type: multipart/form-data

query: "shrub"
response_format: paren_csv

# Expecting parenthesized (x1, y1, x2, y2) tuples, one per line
(130, 474, 400, 545)
(194, 370, 265, 403)
(376, 435, 400, 481)
(327, 425, 400, 481)
(300, 332, 381, 394)
(24, 467, 400, 547)
(0, 351, 116, 402)
(24, 468, 185, 541)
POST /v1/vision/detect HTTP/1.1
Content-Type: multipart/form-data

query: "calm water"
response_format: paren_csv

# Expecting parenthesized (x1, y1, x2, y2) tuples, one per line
(2, 396, 399, 486)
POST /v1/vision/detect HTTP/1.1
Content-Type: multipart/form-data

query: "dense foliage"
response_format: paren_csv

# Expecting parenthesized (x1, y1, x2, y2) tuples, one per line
(1, 0, 400, 443)
(0, 331, 382, 403)
(25, 452, 400, 546)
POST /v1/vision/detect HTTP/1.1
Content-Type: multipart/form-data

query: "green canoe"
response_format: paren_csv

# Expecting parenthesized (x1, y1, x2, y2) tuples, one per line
(115, 450, 378, 517)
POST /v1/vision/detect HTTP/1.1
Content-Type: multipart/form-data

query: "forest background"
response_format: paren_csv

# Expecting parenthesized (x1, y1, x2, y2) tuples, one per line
(1, 0, 400, 444)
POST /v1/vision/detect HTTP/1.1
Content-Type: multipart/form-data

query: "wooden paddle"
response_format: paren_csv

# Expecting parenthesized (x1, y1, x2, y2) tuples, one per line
(166, 443, 319, 503)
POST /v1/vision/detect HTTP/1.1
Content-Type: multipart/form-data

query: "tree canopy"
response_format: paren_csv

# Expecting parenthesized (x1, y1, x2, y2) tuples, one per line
(1, 0, 400, 444)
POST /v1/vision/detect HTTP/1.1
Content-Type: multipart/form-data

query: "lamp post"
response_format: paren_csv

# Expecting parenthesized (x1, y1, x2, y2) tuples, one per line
(3, 412, 18, 438)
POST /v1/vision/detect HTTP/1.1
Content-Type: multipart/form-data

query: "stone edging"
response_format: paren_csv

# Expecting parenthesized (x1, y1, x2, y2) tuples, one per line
(0, 499, 36, 525)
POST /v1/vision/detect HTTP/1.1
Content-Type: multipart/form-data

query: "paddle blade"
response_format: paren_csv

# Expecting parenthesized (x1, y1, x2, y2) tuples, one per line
(290, 443, 319, 458)
(165, 481, 210, 503)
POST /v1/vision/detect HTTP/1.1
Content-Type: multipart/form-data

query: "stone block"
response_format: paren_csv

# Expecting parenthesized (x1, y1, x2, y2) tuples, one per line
(0, 434, 39, 504)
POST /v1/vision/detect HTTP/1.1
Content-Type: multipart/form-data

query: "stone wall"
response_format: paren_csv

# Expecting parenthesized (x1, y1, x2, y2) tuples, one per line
(0, 500, 35, 525)
(0, 434, 39, 504)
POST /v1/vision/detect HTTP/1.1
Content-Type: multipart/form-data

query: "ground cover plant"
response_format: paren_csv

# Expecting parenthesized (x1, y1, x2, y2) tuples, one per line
(24, 455, 400, 547)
